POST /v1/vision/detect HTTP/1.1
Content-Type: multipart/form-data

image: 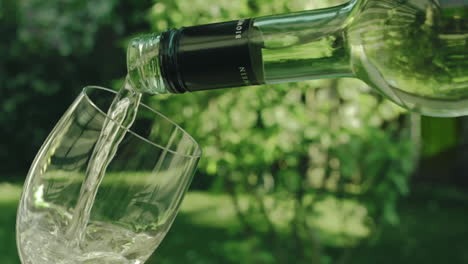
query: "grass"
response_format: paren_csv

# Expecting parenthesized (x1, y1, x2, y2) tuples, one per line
(2, 182, 468, 264)
(0, 184, 22, 264)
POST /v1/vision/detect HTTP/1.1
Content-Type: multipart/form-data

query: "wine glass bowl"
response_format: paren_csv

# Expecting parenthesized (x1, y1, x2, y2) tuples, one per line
(16, 87, 201, 264)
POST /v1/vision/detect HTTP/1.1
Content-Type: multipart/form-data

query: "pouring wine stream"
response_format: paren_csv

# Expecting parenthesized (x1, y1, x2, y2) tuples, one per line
(65, 77, 142, 244)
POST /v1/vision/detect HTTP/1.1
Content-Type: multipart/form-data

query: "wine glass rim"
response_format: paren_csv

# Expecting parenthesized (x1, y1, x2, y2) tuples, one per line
(82, 86, 202, 158)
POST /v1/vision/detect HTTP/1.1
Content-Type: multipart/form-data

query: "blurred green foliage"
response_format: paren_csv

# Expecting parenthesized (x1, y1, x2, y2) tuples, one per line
(421, 116, 457, 157)
(0, 0, 153, 175)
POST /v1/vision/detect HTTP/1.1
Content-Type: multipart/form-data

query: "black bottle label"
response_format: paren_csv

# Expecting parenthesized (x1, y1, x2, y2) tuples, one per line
(159, 19, 264, 93)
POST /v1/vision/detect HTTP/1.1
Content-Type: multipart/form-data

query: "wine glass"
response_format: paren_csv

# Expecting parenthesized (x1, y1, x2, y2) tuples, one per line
(16, 86, 201, 264)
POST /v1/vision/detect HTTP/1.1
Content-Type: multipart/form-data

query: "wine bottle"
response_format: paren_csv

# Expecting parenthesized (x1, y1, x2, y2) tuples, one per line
(127, 0, 468, 117)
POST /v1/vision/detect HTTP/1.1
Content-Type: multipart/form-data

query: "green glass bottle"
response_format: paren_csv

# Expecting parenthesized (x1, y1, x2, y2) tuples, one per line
(127, 0, 468, 117)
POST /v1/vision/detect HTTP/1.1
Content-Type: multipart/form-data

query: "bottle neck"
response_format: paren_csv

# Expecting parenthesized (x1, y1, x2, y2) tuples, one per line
(128, 1, 357, 94)
(254, 1, 356, 84)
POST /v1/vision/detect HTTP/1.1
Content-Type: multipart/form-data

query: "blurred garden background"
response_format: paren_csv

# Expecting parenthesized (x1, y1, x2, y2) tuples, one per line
(1, 0, 468, 263)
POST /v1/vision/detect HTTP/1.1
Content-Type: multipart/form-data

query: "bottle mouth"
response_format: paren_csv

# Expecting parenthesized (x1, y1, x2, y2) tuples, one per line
(126, 34, 169, 95)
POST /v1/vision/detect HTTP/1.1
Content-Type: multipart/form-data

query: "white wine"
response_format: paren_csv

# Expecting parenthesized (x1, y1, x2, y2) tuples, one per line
(19, 207, 162, 264)
(127, 0, 468, 117)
